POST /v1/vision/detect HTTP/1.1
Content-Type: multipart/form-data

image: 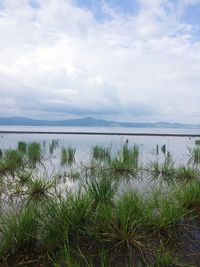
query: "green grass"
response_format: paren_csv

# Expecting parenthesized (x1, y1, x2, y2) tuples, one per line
(49, 139, 59, 155)
(149, 155, 175, 183)
(110, 143, 139, 176)
(0, 205, 38, 257)
(91, 145, 111, 163)
(18, 141, 27, 154)
(189, 147, 200, 164)
(176, 181, 200, 213)
(25, 176, 56, 203)
(1, 141, 200, 266)
(175, 166, 200, 182)
(27, 142, 42, 167)
(0, 149, 24, 175)
(84, 171, 118, 207)
(61, 147, 76, 167)
(195, 139, 200, 145)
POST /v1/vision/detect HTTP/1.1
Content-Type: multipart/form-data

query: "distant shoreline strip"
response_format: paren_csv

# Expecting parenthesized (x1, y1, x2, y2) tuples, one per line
(0, 131, 200, 137)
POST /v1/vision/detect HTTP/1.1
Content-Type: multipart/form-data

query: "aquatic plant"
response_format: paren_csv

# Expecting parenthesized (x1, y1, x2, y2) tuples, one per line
(49, 139, 59, 155)
(18, 141, 27, 154)
(189, 147, 200, 164)
(27, 142, 42, 166)
(161, 144, 166, 154)
(0, 149, 24, 174)
(110, 143, 139, 176)
(195, 139, 200, 145)
(175, 166, 200, 182)
(91, 145, 111, 163)
(25, 177, 56, 203)
(61, 147, 76, 167)
(84, 171, 118, 207)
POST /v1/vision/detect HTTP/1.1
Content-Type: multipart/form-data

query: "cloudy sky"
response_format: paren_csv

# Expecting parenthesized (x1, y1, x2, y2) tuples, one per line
(0, 0, 200, 123)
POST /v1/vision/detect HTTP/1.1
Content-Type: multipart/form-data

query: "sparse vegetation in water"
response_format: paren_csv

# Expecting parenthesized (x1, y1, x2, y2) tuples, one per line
(0, 149, 3, 159)
(110, 143, 139, 176)
(91, 145, 111, 163)
(195, 139, 200, 145)
(161, 144, 166, 154)
(189, 146, 200, 164)
(27, 142, 42, 166)
(25, 176, 56, 203)
(61, 146, 76, 167)
(18, 141, 27, 154)
(0, 149, 24, 175)
(175, 165, 200, 182)
(49, 139, 59, 155)
(0, 139, 200, 266)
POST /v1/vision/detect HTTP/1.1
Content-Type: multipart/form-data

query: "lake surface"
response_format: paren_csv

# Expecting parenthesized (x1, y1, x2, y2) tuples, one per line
(0, 126, 199, 167)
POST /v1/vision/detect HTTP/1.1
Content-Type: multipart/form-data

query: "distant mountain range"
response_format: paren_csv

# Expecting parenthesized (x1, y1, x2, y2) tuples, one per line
(0, 116, 199, 129)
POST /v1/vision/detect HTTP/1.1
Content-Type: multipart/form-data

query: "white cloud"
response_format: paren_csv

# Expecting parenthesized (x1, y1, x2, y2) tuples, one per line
(0, 0, 199, 123)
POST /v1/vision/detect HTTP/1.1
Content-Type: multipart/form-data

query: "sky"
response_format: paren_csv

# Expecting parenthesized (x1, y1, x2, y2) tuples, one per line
(0, 0, 200, 123)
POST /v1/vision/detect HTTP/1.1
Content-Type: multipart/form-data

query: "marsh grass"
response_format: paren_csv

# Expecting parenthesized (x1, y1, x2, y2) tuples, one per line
(27, 142, 42, 167)
(0, 149, 24, 175)
(1, 141, 200, 266)
(110, 143, 139, 176)
(18, 141, 27, 154)
(195, 139, 200, 145)
(175, 166, 200, 182)
(149, 155, 175, 183)
(61, 147, 76, 167)
(147, 191, 187, 234)
(0, 149, 3, 159)
(40, 192, 92, 252)
(84, 171, 118, 207)
(49, 139, 59, 155)
(176, 181, 200, 213)
(91, 145, 111, 163)
(25, 176, 56, 203)
(189, 147, 200, 164)
(0, 205, 38, 257)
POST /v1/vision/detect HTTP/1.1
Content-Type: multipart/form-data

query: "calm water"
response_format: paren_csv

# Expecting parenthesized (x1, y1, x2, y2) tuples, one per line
(0, 126, 200, 199)
(0, 126, 199, 165)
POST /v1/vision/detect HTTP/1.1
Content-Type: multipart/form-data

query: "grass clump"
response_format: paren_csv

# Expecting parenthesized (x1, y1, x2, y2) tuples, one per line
(149, 155, 175, 183)
(18, 141, 27, 154)
(195, 139, 200, 145)
(27, 142, 41, 167)
(175, 166, 200, 182)
(189, 147, 200, 164)
(0, 149, 24, 174)
(61, 147, 76, 167)
(147, 191, 187, 234)
(91, 145, 111, 163)
(176, 181, 200, 213)
(110, 143, 139, 176)
(25, 177, 56, 203)
(40, 192, 92, 252)
(49, 139, 59, 155)
(0, 205, 38, 257)
(84, 171, 118, 207)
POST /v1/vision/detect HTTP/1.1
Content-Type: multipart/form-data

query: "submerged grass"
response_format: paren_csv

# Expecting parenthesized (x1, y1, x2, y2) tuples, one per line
(110, 143, 139, 176)
(27, 142, 42, 167)
(91, 145, 111, 163)
(18, 141, 27, 154)
(61, 147, 76, 167)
